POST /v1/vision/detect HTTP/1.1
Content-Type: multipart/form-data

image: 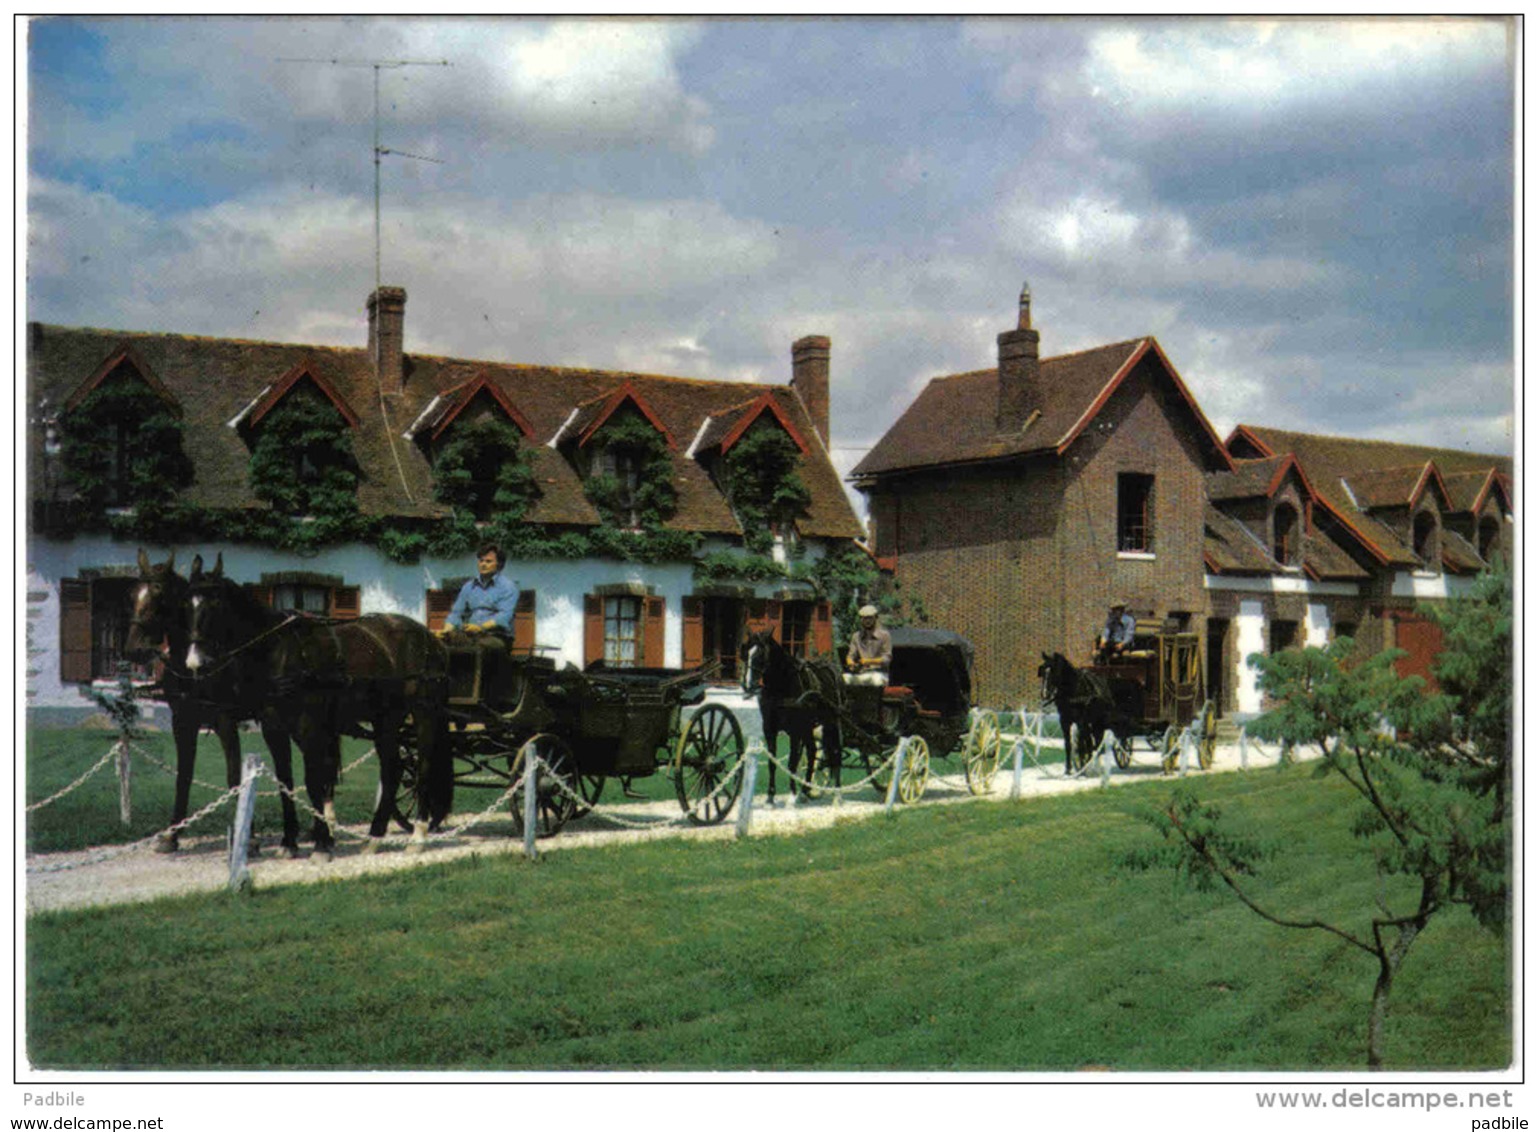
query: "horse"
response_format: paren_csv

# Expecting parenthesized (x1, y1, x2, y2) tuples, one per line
(184, 553, 452, 856)
(1037, 652, 1117, 773)
(740, 629, 843, 803)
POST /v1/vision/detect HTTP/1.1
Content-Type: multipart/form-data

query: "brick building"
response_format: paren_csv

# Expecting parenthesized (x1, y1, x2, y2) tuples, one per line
(852, 285, 1513, 714)
(26, 287, 865, 715)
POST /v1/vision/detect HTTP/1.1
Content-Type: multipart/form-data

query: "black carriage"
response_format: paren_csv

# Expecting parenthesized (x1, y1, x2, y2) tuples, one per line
(835, 628, 1003, 803)
(402, 644, 746, 838)
(1084, 624, 1217, 770)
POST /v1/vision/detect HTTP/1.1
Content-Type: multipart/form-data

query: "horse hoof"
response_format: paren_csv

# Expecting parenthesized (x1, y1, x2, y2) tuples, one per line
(281, 844, 301, 860)
(360, 838, 381, 855)
(153, 835, 179, 855)
(312, 849, 333, 864)
(404, 840, 426, 856)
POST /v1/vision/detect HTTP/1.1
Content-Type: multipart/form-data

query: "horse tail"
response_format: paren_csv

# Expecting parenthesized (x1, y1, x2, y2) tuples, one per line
(424, 704, 454, 825)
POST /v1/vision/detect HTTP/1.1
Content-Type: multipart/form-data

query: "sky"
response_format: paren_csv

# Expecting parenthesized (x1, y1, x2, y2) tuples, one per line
(23, 16, 1517, 514)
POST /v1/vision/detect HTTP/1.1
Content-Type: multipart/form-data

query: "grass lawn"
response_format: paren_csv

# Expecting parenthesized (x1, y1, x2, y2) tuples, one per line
(25, 760, 1510, 1072)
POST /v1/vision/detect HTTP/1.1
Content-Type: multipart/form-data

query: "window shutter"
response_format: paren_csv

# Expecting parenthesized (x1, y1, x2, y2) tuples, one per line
(512, 590, 536, 657)
(59, 578, 93, 684)
(331, 585, 361, 620)
(425, 589, 456, 632)
(248, 585, 274, 608)
(682, 596, 704, 670)
(745, 599, 769, 635)
(764, 599, 783, 643)
(813, 601, 834, 656)
(583, 595, 604, 666)
(643, 596, 666, 668)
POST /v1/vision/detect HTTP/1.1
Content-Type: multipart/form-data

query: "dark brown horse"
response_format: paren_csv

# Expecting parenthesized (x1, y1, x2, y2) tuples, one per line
(185, 554, 451, 856)
(741, 629, 843, 803)
(127, 550, 295, 854)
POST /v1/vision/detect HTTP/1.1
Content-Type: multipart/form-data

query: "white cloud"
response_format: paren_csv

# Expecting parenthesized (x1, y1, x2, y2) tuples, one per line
(1081, 18, 1508, 114)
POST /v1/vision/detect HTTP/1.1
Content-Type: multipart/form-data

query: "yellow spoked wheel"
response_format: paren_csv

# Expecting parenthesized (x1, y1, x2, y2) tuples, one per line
(897, 736, 931, 804)
(1160, 727, 1180, 774)
(1198, 701, 1218, 770)
(963, 712, 1002, 795)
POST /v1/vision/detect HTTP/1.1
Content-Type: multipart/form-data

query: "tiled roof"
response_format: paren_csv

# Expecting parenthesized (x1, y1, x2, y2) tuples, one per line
(28, 323, 864, 541)
(1233, 425, 1512, 567)
(1203, 504, 1276, 574)
(1341, 462, 1450, 511)
(853, 337, 1232, 478)
(1206, 456, 1289, 501)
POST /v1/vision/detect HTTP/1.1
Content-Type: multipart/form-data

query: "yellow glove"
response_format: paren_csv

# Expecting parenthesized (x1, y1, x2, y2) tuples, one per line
(464, 623, 483, 635)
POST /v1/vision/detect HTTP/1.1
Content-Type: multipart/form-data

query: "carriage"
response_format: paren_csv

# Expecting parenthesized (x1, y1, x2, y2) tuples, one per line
(833, 628, 1003, 804)
(400, 644, 748, 838)
(1082, 622, 1217, 771)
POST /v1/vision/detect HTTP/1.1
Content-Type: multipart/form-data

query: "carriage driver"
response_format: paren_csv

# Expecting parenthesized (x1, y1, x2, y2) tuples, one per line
(437, 543, 521, 697)
(844, 604, 892, 686)
(1096, 599, 1137, 663)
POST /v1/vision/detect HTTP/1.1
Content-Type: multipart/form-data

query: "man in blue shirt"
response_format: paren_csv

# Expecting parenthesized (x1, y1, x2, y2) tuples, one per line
(1096, 600, 1137, 663)
(439, 544, 520, 702)
(444, 543, 520, 637)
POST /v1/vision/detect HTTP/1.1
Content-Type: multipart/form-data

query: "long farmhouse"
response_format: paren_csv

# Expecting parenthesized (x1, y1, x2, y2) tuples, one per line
(852, 285, 1513, 715)
(26, 287, 865, 716)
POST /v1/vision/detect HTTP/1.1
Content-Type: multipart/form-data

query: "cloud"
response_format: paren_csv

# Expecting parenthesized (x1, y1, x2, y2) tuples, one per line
(1080, 18, 1510, 115)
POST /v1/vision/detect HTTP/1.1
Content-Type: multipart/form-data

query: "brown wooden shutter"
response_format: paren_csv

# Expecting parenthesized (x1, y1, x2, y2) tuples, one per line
(331, 585, 361, 620)
(512, 590, 536, 657)
(425, 589, 455, 632)
(745, 599, 769, 636)
(1394, 614, 1445, 693)
(764, 598, 783, 643)
(247, 585, 274, 608)
(682, 596, 704, 670)
(59, 578, 93, 684)
(583, 594, 604, 666)
(813, 600, 833, 656)
(643, 596, 666, 668)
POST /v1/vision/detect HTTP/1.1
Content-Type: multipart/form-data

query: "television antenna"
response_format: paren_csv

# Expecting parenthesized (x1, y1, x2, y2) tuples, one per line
(277, 57, 451, 291)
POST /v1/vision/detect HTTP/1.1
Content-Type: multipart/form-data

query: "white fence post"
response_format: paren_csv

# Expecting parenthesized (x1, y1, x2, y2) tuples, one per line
(1239, 725, 1249, 770)
(736, 746, 759, 839)
(116, 739, 132, 826)
(228, 752, 262, 892)
(523, 746, 540, 861)
(1098, 734, 1111, 786)
(884, 739, 906, 814)
(1178, 727, 1192, 777)
(1010, 738, 1025, 800)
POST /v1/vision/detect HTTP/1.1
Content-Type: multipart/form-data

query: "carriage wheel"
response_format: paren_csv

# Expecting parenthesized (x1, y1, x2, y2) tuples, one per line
(897, 736, 931, 804)
(1113, 734, 1133, 770)
(390, 759, 421, 832)
(963, 711, 1002, 795)
(865, 745, 893, 799)
(674, 704, 745, 825)
(1160, 727, 1180, 774)
(572, 773, 606, 818)
(1198, 701, 1218, 770)
(509, 734, 578, 839)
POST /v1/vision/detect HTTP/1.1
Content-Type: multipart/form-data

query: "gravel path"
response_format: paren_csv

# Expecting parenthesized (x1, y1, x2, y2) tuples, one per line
(25, 736, 1296, 915)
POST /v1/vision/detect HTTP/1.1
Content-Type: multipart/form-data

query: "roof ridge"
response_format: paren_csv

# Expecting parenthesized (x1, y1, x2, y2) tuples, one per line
(1243, 423, 1507, 463)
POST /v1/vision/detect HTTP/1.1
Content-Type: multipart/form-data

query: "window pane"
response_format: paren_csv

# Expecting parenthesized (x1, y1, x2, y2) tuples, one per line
(604, 596, 640, 667)
(1117, 473, 1154, 553)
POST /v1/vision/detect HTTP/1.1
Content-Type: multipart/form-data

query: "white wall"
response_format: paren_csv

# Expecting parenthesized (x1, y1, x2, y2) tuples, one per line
(1305, 602, 1332, 648)
(25, 535, 831, 709)
(1234, 599, 1267, 716)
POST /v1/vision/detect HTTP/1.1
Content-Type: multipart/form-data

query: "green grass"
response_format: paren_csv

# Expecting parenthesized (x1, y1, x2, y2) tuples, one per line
(25, 761, 1510, 1071)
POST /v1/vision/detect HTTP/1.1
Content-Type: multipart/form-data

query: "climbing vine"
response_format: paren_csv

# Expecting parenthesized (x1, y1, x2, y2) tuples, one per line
(722, 420, 811, 555)
(431, 417, 541, 523)
(247, 389, 362, 525)
(58, 378, 193, 515)
(583, 411, 678, 530)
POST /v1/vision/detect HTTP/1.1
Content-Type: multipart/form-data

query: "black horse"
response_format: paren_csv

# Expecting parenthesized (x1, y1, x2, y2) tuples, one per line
(185, 554, 452, 856)
(1037, 652, 1119, 773)
(126, 549, 297, 855)
(740, 629, 843, 803)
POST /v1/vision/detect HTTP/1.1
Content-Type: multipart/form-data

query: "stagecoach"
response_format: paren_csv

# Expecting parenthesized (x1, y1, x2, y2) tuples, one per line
(1082, 621, 1217, 771)
(396, 644, 747, 838)
(833, 628, 1003, 804)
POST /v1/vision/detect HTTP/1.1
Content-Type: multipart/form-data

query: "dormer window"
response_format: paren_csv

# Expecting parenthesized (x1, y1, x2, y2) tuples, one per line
(58, 346, 191, 515)
(597, 444, 644, 529)
(570, 385, 677, 531)
(236, 364, 361, 519)
(1272, 502, 1301, 567)
(1412, 509, 1440, 570)
(1478, 515, 1501, 561)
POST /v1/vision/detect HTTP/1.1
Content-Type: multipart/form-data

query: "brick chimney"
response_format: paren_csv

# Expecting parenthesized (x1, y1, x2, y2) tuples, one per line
(996, 281, 1040, 433)
(368, 286, 407, 397)
(791, 335, 831, 447)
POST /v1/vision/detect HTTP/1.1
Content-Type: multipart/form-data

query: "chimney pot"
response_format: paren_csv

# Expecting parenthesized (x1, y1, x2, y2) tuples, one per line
(368, 286, 408, 397)
(791, 335, 831, 447)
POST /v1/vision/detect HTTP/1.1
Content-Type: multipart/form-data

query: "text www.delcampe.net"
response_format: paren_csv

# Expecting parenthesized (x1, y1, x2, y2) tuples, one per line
(1256, 1089, 1519, 1115)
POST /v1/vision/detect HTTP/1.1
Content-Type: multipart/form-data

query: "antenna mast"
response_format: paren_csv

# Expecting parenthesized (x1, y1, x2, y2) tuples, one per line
(278, 57, 450, 290)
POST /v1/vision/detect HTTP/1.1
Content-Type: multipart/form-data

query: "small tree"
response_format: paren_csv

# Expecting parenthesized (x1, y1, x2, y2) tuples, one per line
(1130, 568, 1511, 1069)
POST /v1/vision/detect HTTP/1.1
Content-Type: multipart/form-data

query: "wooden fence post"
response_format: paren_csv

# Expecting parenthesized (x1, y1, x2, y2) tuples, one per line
(736, 747, 758, 839)
(523, 745, 539, 862)
(228, 752, 262, 892)
(116, 739, 132, 826)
